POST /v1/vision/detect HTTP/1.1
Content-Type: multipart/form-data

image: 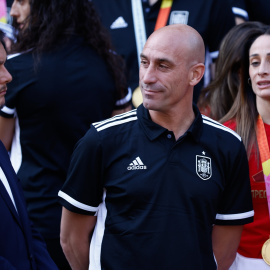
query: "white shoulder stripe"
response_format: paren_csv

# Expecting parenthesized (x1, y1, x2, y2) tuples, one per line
(58, 191, 99, 212)
(96, 116, 137, 132)
(1, 106, 15, 115)
(202, 115, 224, 127)
(216, 210, 254, 221)
(203, 119, 241, 141)
(93, 109, 137, 128)
(202, 115, 241, 136)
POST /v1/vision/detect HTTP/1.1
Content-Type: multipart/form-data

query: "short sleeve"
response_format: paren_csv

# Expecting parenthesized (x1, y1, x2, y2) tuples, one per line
(58, 126, 104, 216)
(114, 87, 132, 110)
(0, 52, 36, 118)
(215, 140, 254, 225)
(231, 0, 249, 21)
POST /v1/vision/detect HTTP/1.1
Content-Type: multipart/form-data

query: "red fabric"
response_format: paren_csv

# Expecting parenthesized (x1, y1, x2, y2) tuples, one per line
(199, 106, 212, 119)
(224, 120, 270, 258)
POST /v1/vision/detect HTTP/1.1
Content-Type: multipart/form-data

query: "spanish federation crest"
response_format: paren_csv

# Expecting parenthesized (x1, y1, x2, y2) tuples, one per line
(196, 155, 212, 180)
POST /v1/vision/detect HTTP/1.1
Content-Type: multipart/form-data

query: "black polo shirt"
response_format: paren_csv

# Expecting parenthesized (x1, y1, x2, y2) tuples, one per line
(59, 104, 253, 270)
(92, 0, 235, 102)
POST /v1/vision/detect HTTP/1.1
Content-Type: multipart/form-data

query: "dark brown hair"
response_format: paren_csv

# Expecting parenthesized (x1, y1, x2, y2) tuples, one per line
(221, 26, 270, 159)
(11, 0, 127, 100)
(198, 22, 267, 121)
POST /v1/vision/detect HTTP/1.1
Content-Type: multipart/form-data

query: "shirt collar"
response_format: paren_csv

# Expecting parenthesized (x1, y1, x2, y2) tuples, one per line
(137, 104, 203, 142)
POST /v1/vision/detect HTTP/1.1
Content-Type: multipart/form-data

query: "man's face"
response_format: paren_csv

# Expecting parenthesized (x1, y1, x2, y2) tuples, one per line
(10, 0, 31, 30)
(0, 43, 12, 108)
(139, 29, 191, 113)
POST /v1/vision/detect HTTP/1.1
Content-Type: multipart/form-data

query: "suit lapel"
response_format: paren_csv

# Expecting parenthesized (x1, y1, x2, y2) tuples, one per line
(0, 141, 27, 230)
(0, 179, 21, 223)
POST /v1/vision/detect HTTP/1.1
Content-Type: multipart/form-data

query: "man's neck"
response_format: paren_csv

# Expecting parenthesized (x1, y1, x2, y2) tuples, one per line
(148, 0, 159, 6)
(149, 106, 195, 141)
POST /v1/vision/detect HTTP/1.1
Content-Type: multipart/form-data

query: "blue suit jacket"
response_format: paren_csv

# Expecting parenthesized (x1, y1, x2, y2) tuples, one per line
(0, 140, 58, 270)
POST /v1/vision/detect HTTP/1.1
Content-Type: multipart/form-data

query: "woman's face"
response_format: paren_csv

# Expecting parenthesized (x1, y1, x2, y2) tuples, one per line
(10, 0, 30, 30)
(249, 34, 270, 101)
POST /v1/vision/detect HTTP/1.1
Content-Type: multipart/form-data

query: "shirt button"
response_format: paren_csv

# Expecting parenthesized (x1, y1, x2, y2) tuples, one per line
(167, 134, 172, 139)
(145, 7, 150, 13)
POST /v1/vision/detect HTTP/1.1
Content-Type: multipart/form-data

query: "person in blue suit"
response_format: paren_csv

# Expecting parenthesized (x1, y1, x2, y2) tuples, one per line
(0, 31, 58, 270)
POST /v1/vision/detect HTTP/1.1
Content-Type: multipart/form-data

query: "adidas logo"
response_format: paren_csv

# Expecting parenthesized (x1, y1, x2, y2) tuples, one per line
(110, 16, 128, 29)
(127, 156, 147, 170)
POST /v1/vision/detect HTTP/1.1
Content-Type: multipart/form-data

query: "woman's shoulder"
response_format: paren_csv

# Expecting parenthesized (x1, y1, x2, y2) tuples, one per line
(223, 119, 236, 131)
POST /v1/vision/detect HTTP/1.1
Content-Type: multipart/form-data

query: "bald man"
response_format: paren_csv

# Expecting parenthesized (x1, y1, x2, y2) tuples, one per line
(59, 25, 253, 270)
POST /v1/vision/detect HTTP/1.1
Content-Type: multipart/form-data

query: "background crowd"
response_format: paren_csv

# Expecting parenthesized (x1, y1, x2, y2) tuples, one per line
(0, 0, 269, 270)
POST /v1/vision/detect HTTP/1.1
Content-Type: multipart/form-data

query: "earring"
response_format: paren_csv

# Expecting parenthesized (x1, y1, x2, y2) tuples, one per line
(248, 78, 251, 85)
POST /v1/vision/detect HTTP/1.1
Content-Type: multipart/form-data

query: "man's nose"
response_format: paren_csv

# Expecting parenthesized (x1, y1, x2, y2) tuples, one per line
(141, 64, 157, 84)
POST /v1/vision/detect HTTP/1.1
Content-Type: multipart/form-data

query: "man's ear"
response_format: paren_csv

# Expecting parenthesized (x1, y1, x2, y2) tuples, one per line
(189, 63, 205, 86)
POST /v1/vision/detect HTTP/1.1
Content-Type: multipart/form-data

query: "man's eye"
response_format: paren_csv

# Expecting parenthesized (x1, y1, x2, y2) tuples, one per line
(140, 60, 148, 66)
(159, 64, 169, 70)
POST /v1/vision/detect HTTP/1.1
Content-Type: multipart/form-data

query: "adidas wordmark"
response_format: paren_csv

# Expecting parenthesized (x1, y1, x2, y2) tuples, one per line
(127, 157, 147, 170)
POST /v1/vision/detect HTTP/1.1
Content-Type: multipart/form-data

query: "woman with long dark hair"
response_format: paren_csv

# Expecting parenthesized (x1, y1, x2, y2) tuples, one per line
(198, 21, 267, 121)
(214, 24, 270, 269)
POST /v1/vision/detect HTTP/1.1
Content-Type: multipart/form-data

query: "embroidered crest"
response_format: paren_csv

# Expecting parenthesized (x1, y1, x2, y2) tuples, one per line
(196, 155, 212, 180)
(169, 11, 189, 25)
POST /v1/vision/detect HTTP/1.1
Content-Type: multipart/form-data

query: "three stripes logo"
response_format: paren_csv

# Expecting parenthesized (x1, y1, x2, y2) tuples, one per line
(127, 156, 147, 170)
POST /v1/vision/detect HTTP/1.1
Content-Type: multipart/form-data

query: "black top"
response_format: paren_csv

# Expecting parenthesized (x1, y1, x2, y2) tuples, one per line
(0, 36, 130, 239)
(232, 0, 270, 24)
(59, 104, 254, 270)
(6, 0, 13, 8)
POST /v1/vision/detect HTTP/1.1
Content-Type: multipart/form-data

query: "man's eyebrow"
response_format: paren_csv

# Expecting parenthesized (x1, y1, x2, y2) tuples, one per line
(140, 53, 173, 64)
(140, 53, 147, 59)
(157, 57, 173, 63)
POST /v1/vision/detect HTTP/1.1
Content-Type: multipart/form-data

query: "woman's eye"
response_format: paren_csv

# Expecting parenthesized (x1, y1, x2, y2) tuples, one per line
(250, 61, 260, 67)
